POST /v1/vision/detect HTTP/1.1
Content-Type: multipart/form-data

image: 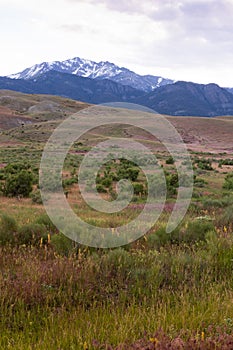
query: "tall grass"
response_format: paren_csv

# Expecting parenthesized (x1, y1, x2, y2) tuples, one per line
(1, 228, 233, 349)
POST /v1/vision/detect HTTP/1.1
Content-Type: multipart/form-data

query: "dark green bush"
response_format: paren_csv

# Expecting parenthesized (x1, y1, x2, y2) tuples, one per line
(133, 183, 144, 195)
(96, 184, 107, 193)
(217, 205, 233, 227)
(0, 214, 17, 245)
(30, 190, 43, 204)
(35, 214, 57, 233)
(16, 223, 47, 245)
(223, 173, 233, 190)
(166, 156, 175, 165)
(3, 170, 33, 197)
(50, 233, 74, 256)
(181, 219, 215, 243)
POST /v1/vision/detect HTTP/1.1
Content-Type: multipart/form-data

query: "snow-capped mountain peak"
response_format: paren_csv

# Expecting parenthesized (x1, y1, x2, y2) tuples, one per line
(7, 57, 174, 92)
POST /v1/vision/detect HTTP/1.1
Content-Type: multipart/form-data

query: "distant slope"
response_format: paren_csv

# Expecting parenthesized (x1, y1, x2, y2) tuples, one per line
(0, 90, 89, 130)
(7, 57, 174, 92)
(1, 91, 232, 154)
(137, 81, 233, 117)
(1, 74, 233, 116)
(0, 71, 143, 104)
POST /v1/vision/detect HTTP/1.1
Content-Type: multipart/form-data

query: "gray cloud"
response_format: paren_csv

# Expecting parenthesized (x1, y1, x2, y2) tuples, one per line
(67, 0, 233, 40)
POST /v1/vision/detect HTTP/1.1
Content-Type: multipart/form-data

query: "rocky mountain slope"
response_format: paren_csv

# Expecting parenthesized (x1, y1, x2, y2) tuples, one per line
(8, 57, 174, 92)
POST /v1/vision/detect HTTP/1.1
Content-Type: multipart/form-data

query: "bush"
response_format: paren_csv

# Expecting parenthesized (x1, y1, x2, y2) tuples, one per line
(0, 214, 17, 245)
(30, 190, 43, 204)
(218, 205, 233, 227)
(223, 173, 233, 190)
(166, 156, 174, 165)
(35, 214, 57, 233)
(50, 233, 74, 256)
(203, 199, 224, 209)
(96, 184, 107, 193)
(181, 219, 215, 243)
(16, 223, 47, 246)
(148, 219, 215, 249)
(195, 158, 213, 171)
(3, 170, 33, 197)
(133, 183, 144, 195)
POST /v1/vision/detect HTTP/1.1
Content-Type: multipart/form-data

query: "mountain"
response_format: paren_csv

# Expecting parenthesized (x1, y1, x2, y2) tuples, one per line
(0, 71, 143, 104)
(137, 81, 233, 117)
(226, 88, 233, 94)
(2, 70, 233, 116)
(7, 57, 174, 92)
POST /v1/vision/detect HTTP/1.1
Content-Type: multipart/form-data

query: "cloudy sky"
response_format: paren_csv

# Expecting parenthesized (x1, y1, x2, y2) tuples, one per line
(1, 0, 233, 86)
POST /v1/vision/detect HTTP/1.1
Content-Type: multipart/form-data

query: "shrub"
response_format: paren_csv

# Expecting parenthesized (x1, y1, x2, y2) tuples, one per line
(96, 184, 107, 193)
(181, 219, 215, 243)
(0, 214, 17, 245)
(16, 223, 47, 245)
(203, 198, 224, 209)
(50, 233, 74, 256)
(217, 205, 233, 227)
(3, 170, 33, 197)
(35, 214, 57, 233)
(133, 183, 144, 195)
(195, 158, 213, 171)
(223, 173, 233, 190)
(166, 156, 174, 165)
(101, 177, 112, 188)
(148, 219, 215, 249)
(30, 189, 43, 204)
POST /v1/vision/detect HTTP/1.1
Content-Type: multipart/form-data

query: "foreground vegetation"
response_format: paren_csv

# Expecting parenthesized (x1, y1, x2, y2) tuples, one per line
(0, 178, 233, 349)
(0, 95, 233, 348)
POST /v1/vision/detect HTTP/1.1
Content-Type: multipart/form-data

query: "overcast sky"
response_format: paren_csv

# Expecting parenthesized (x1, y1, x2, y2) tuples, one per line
(1, 0, 233, 87)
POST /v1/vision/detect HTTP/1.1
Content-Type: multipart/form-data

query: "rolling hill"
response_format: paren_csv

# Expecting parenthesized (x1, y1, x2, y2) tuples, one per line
(0, 91, 233, 155)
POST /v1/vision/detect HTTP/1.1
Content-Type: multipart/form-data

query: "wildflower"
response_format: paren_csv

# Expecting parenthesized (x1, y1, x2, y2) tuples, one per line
(201, 331, 205, 341)
(83, 341, 88, 350)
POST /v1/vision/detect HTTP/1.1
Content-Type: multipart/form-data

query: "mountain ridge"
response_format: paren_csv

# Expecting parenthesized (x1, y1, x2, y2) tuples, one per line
(137, 81, 233, 116)
(2, 57, 233, 117)
(7, 57, 174, 92)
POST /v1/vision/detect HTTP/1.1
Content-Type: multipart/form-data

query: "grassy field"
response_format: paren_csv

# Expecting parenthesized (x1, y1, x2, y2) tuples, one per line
(0, 91, 233, 349)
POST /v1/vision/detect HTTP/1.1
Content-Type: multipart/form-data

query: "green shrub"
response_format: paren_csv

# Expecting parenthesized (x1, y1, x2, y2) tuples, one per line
(147, 225, 187, 249)
(218, 205, 233, 227)
(181, 219, 215, 243)
(101, 177, 112, 188)
(96, 184, 107, 193)
(30, 190, 43, 204)
(3, 170, 33, 197)
(35, 214, 57, 233)
(133, 183, 144, 195)
(223, 173, 233, 190)
(0, 214, 17, 245)
(50, 233, 74, 256)
(16, 223, 47, 245)
(166, 156, 175, 165)
(148, 219, 215, 249)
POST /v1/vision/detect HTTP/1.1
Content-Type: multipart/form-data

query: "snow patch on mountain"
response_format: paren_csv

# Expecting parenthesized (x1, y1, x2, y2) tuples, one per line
(7, 57, 175, 92)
